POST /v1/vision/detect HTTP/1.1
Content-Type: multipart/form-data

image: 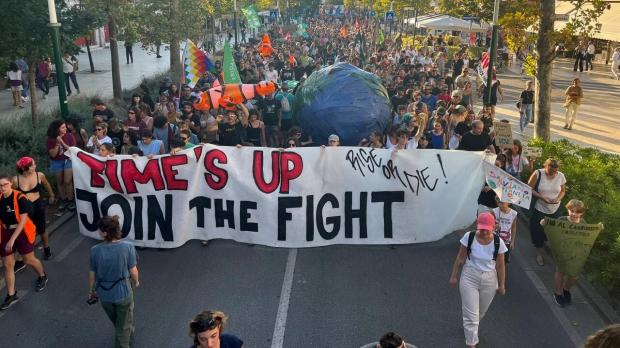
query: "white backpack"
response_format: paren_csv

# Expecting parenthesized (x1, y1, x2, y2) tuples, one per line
(280, 93, 291, 113)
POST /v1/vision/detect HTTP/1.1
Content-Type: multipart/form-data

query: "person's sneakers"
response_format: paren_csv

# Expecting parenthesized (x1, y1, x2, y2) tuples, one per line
(76, 89, 81, 95)
(563, 289, 572, 305)
(567, 126, 573, 130)
(35, 274, 48, 292)
(67, 201, 76, 211)
(563, 124, 569, 129)
(58, 200, 68, 210)
(0, 293, 20, 310)
(14, 260, 26, 273)
(554, 293, 566, 307)
(536, 255, 544, 266)
(44, 247, 52, 260)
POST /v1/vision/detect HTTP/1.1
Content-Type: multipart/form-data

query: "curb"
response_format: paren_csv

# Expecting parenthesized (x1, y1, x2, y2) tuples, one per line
(516, 207, 620, 325)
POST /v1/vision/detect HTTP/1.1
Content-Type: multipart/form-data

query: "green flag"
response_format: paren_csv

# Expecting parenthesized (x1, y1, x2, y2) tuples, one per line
(376, 29, 385, 45)
(544, 218, 603, 277)
(223, 41, 242, 84)
(241, 5, 261, 29)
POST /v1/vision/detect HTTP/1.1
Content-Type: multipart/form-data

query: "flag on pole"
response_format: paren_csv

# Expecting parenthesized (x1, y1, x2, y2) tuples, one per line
(183, 39, 213, 88)
(478, 51, 490, 85)
(376, 28, 385, 45)
(223, 40, 242, 84)
(340, 26, 348, 38)
(241, 5, 261, 29)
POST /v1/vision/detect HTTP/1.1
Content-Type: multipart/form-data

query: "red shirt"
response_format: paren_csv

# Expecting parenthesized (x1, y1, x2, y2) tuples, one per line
(46, 133, 76, 161)
(37, 62, 50, 78)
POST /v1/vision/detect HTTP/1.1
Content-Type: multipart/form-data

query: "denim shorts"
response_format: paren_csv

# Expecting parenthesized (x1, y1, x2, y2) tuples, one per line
(49, 159, 72, 173)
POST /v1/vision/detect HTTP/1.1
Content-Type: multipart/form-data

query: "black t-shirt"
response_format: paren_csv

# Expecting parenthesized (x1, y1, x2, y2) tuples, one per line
(520, 90, 534, 105)
(458, 132, 492, 151)
(93, 108, 115, 122)
(0, 192, 33, 226)
(219, 122, 246, 146)
(189, 333, 243, 348)
(179, 95, 197, 106)
(294, 66, 306, 80)
(390, 95, 408, 112)
(259, 98, 280, 126)
(454, 121, 471, 136)
(453, 59, 464, 76)
(107, 128, 124, 154)
(281, 68, 295, 81)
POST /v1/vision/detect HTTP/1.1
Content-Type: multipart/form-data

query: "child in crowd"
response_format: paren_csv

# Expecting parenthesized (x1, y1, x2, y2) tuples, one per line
(493, 198, 518, 263)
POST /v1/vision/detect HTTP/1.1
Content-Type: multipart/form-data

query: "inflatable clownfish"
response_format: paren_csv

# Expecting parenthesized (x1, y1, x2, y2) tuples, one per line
(193, 80, 279, 111)
(258, 34, 274, 58)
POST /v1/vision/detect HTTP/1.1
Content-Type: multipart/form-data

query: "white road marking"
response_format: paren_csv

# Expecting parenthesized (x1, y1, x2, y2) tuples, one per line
(271, 248, 297, 348)
(54, 235, 86, 262)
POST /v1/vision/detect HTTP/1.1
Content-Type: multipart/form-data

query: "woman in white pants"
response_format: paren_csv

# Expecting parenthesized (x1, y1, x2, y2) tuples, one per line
(450, 212, 507, 347)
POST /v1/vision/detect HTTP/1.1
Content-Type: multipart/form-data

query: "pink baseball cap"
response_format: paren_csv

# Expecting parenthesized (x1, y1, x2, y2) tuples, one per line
(477, 212, 495, 231)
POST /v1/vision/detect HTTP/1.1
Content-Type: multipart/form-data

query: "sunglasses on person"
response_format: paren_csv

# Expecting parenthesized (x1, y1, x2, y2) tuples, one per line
(181, 136, 189, 141)
(96, 128, 103, 131)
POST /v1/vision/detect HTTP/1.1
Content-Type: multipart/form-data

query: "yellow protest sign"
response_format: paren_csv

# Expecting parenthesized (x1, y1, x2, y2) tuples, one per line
(543, 218, 603, 277)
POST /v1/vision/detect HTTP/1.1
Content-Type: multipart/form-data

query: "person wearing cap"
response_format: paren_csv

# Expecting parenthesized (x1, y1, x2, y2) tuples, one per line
(12, 157, 56, 260)
(527, 158, 566, 266)
(327, 134, 340, 146)
(450, 212, 507, 348)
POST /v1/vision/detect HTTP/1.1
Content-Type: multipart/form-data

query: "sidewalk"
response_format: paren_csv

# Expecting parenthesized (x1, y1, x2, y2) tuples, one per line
(512, 207, 620, 346)
(495, 59, 620, 154)
(0, 43, 171, 118)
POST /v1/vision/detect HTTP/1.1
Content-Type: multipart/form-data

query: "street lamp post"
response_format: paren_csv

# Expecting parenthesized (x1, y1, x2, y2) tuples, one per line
(47, 0, 69, 119)
(234, 0, 238, 48)
(485, 0, 500, 106)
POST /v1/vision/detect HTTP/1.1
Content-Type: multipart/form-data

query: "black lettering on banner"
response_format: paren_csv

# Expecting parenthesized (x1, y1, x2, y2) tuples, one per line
(316, 193, 340, 240)
(345, 148, 383, 177)
(100, 194, 132, 238)
(189, 197, 212, 228)
(306, 195, 314, 241)
(371, 191, 405, 238)
(345, 191, 368, 239)
(76, 188, 100, 231)
(147, 195, 173, 241)
(134, 196, 144, 240)
(240, 201, 258, 232)
(278, 196, 302, 241)
(214, 199, 235, 228)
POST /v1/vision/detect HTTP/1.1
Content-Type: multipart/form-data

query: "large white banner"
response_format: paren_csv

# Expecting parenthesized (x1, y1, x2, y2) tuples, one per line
(68, 146, 487, 248)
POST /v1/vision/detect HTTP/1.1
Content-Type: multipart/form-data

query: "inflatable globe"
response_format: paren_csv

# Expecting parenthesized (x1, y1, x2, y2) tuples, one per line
(293, 63, 391, 146)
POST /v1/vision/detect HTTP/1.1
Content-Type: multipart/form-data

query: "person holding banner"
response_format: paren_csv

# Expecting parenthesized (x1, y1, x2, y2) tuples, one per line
(541, 199, 589, 307)
(528, 158, 566, 266)
(449, 212, 507, 348)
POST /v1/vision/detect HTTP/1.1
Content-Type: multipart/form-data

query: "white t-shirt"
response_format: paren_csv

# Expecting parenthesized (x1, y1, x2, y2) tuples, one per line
(492, 207, 517, 243)
(587, 44, 595, 55)
(87, 136, 112, 155)
(534, 171, 566, 214)
(264, 69, 278, 83)
(460, 231, 508, 272)
(62, 57, 74, 73)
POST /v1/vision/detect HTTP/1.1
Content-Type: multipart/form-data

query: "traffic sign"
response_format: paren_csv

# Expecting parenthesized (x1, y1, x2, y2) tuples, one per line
(270, 10, 279, 18)
(370, 10, 376, 17)
(385, 11, 395, 21)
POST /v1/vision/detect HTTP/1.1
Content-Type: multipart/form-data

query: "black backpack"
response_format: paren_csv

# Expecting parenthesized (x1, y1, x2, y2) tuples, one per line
(467, 231, 501, 261)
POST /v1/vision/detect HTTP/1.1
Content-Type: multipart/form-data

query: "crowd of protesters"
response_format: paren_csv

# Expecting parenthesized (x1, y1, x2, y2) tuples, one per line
(0, 9, 612, 348)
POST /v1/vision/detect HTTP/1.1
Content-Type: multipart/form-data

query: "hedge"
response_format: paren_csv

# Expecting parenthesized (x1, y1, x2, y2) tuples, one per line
(527, 138, 620, 297)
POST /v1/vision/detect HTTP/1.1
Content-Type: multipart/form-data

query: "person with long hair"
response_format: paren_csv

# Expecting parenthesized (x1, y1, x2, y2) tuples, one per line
(88, 216, 139, 348)
(12, 157, 56, 260)
(504, 139, 532, 179)
(450, 212, 507, 348)
(188, 310, 243, 348)
(86, 122, 113, 156)
(6, 62, 24, 108)
(65, 117, 89, 150)
(0, 174, 48, 310)
(46, 120, 76, 211)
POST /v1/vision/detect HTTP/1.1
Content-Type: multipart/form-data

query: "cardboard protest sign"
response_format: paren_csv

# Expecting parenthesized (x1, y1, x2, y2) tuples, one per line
(544, 218, 603, 277)
(522, 146, 542, 158)
(68, 146, 488, 248)
(483, 161, 532, 209)
(493, 121, 513, 149)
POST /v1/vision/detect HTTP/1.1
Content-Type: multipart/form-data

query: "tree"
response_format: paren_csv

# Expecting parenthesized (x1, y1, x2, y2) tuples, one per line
(438, 0, 608, 141)
(61, 5, 107, 73)
(135, 0, 212, 85)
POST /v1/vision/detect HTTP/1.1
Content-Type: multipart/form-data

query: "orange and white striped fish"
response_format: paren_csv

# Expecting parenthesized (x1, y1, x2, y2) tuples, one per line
(193, 80, 279, 111)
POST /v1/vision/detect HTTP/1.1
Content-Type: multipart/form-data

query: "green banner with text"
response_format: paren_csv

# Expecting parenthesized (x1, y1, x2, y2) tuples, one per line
(544, 218, 603, 277)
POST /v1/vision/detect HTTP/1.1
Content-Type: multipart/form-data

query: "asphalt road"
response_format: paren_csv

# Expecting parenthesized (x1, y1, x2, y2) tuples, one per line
(0, 216, 576, 348)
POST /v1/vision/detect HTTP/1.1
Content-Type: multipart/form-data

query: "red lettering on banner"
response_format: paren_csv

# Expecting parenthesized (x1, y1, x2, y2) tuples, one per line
(279, 152, 303, 194)
(120, 159, 165, 194)
(204, 149, 228, 190)
(253, 151, 281, 193)
(77, 152, 106, 188)
(161, 155, 189, 190)
(103, 160, 123, 193)
(193, 146, 203, 161)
